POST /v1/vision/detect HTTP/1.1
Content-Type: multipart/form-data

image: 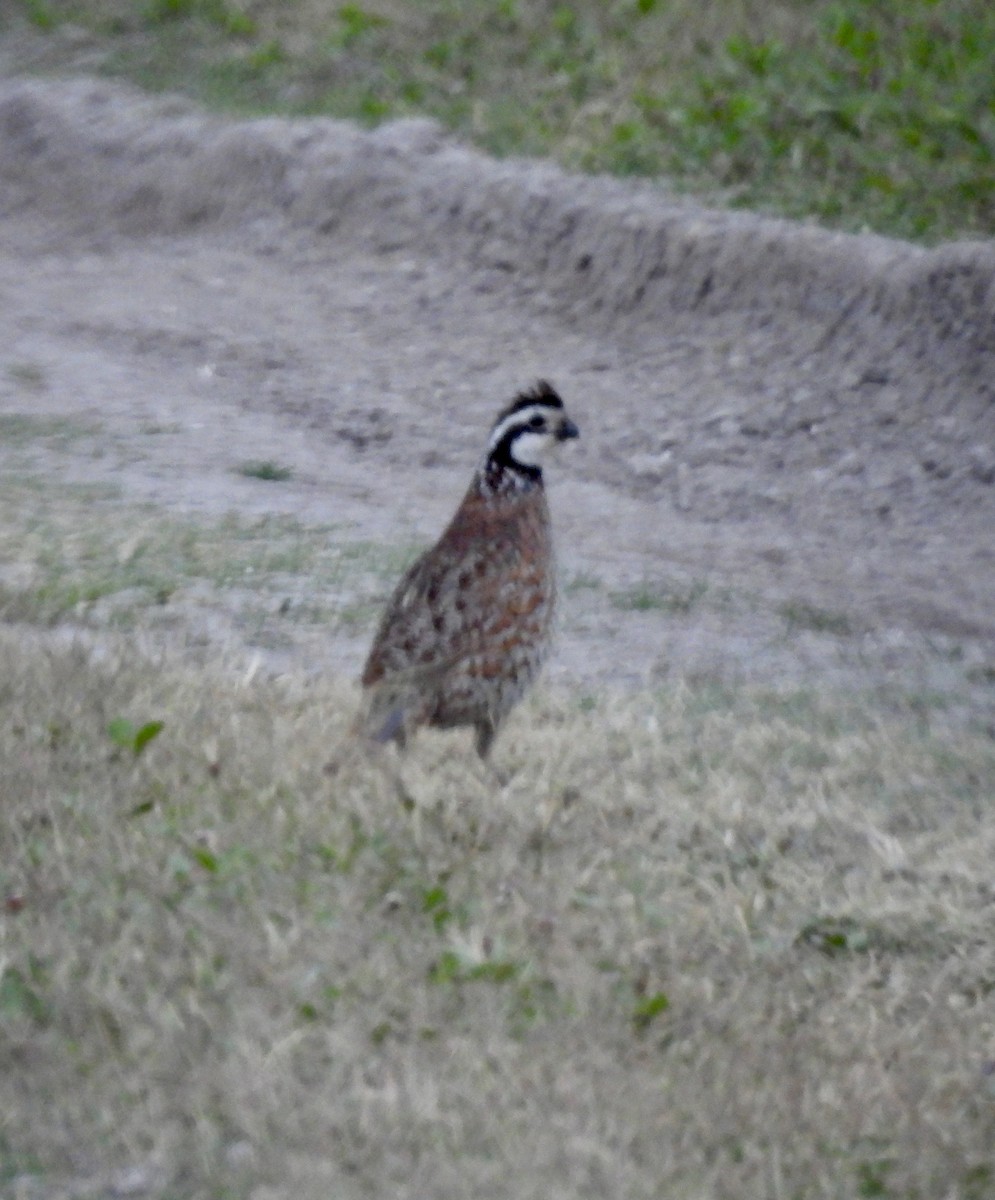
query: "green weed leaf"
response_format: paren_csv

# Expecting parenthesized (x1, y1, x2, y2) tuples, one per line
(133, 720, 165, 755)
(107, 717, 136, 749)
(633, 991, 670, 1030)
(0, 966, 50, 1025)
(192, 847, 219, 872)
(798, 916, 871, 955)
(427, 950, 462, 985)
(107, 717, 164, 757)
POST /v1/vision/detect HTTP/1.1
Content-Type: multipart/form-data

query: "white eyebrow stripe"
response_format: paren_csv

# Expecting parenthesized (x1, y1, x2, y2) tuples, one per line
(486, 404, 554, 453)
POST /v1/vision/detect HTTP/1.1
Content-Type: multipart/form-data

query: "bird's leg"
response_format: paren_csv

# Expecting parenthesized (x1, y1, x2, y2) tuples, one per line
(473, 720, 496, 760)
(473, 719, 511, 789)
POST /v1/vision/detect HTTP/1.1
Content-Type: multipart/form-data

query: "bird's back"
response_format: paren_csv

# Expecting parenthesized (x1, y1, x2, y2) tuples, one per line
(361, 480, 554, 729)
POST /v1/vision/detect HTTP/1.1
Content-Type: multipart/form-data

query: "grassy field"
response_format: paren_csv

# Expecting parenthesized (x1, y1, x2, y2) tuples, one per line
(3, 629, 994, 1199)
(4, 0, 995, 242)
(0, 466, 410, 639)
(0, 463, 994, 1197)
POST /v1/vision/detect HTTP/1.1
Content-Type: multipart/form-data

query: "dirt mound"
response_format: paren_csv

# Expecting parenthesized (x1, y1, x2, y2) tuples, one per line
(4, 78, 995, 348)
(3, 76, 993, 503)
(3, 79, 993, 337)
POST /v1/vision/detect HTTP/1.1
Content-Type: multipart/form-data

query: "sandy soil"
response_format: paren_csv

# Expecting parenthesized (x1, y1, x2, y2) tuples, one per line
(1, 76, 994, 723)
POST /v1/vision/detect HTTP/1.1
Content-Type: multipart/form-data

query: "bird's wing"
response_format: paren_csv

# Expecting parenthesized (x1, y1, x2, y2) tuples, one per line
(360, 515, 537, 689)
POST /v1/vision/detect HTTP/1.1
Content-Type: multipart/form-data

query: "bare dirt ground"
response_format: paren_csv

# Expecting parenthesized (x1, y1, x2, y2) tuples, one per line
(1, 75, 994, 723)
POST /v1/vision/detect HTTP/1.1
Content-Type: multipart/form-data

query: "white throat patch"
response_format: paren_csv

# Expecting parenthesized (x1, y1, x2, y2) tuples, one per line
(507, 428, 552, 467)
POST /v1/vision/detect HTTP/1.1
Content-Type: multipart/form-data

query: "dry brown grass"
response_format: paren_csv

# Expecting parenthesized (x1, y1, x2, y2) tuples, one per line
(2, 628, 993, 1199)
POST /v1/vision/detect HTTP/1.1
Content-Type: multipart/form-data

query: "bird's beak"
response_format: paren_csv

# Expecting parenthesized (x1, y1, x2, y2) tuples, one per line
(556, 417, 580, 442)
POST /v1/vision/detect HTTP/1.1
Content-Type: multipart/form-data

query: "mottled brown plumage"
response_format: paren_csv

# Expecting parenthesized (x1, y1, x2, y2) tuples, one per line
(360, 381, 579, 758)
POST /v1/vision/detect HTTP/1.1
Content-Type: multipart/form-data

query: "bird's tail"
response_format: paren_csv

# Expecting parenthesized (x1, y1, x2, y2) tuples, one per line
(368, 700, 407, 746)
(354, 675, 429, 751)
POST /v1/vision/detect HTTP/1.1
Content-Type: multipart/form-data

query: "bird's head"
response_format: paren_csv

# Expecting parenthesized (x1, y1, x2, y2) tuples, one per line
(485, 380, 579, 481)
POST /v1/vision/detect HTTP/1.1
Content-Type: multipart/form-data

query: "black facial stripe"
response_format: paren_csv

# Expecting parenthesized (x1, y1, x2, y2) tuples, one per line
(487, 424, 542, 480)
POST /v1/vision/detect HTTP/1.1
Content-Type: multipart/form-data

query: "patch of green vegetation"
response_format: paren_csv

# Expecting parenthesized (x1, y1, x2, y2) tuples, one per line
(962, 1165, 994, 1200)
(0, 961, 51, 1026)
(69, 481, 125, 503)
(16, 0, 58, 30)
(6, 361, 48, 390)
(142, 0, 254, 37)
(632, 3, 995, 241)
(106, 716, 165, 757)
(334, 597, 391, 631)
(0, 1143, 42, 1188)
(798, 915, 871, 956)
(795, 915, 929, 958)
(139, 420, 182, 435)
(428, 949, 521, 987)
(421, 883, 453, 931)
(632, 989, 669, 1031)
(237, 459, 293, 482)
(611, 580, 707, 615)
(856, 1157, 894, 1198)
(0, 412, 101, 446)
(9, 0, 993, 240)
(779, 599, 854, 636)
(564, 571, 602, 594)
(0, 475, 414, 632)
(507, 977, 564, 1035)
(332, 3, 390, 49)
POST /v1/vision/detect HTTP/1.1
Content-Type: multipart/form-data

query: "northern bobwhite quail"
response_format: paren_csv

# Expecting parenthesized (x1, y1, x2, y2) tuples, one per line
(360, 380, 579, 759)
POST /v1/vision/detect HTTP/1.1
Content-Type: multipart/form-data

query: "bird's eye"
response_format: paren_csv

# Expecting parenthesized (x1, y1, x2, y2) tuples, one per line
(529, 414, 546, 430)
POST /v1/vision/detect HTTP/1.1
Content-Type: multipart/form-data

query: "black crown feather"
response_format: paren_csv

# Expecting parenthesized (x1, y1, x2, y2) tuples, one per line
(492, 380, 564, 426)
